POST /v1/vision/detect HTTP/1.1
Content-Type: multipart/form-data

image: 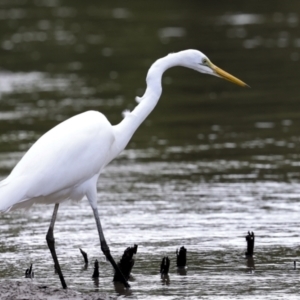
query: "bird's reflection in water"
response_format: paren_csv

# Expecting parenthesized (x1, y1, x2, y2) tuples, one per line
(92, 277, 99, 288)
(92, 277, 100, 292)
(161, 274, 170, 285)
(177, 267, 187, 276)
(246, 257, 255, 273)
(114, 281, 133, 296)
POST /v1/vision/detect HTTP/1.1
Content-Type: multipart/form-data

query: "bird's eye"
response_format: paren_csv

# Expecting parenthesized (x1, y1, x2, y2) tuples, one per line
(202, 58, 208, 65)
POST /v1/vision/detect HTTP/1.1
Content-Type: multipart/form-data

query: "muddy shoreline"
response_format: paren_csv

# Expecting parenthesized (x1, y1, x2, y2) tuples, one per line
(0, 280, 116, 300)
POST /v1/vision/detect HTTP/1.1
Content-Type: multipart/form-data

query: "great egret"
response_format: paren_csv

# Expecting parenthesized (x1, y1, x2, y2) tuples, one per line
(0, 50, 247, 288)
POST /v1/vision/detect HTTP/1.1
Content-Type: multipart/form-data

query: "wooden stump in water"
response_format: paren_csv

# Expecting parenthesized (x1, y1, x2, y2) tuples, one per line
(160, 256, 170, 275)
(245, 231, 255, 257)
(176, 246, 187, 268)
(79, 248, 89, 265)
(25, 264, 34, 278)
(92, 259, 99, 278)
(113, 244, 138, 282)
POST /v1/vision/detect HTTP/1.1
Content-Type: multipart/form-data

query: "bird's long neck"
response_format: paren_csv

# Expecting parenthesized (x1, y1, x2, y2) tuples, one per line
(113, 53, 182, 154)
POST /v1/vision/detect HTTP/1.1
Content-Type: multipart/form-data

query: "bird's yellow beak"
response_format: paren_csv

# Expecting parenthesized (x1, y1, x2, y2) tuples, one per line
(210, 63, 249, 87)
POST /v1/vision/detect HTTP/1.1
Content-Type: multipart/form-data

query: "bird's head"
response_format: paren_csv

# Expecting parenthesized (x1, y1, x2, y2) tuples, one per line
(178, 50, 248, 87)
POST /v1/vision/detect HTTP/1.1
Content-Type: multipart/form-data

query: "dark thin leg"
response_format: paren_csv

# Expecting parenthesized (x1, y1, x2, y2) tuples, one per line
(46, 203, 67, 289)
(91, 206, 130, 288)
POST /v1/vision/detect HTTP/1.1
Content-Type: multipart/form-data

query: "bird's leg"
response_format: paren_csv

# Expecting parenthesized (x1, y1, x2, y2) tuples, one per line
(91, 206, 130, 288)
(46, 203, 67, 289)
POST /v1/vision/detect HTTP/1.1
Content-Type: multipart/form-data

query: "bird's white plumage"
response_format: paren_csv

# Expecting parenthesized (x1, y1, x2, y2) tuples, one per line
(0, 111, 116, 211)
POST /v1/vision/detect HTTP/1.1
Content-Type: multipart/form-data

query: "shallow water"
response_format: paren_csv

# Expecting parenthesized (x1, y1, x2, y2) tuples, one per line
(0, 0, 300, 299)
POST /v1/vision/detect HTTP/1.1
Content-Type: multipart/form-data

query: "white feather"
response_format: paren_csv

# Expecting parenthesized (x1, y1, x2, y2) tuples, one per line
(122, 109, 131, 118)
(135, 96, 142, 103)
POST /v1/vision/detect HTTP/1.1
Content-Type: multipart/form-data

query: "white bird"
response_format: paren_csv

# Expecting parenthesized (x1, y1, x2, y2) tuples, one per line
(0, 50, 247, 288)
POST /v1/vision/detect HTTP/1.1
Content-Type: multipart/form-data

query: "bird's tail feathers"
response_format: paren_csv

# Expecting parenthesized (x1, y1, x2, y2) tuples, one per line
(0, 176, 28, 213)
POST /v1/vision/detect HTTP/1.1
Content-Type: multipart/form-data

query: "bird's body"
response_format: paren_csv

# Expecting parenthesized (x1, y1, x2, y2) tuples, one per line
(0, 50, 247, 288)
(0, 111, 116, 211)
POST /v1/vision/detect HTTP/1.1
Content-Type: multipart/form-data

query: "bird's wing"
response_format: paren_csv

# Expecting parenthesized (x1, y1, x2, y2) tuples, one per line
(0, 111, 115, 211)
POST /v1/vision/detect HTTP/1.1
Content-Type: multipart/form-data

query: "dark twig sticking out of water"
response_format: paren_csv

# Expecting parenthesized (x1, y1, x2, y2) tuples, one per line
(160, 257, 170, 275)
(294, 261, 296, 270)
(176, 246, 187, 268)
(160, 256, 170, 285)
(79, 248, 88, 265)
(92, 260, 99, 278)
(25, 264, 34, 278)
(113, 244, 138, 282)
(245, 231, 255, 257)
